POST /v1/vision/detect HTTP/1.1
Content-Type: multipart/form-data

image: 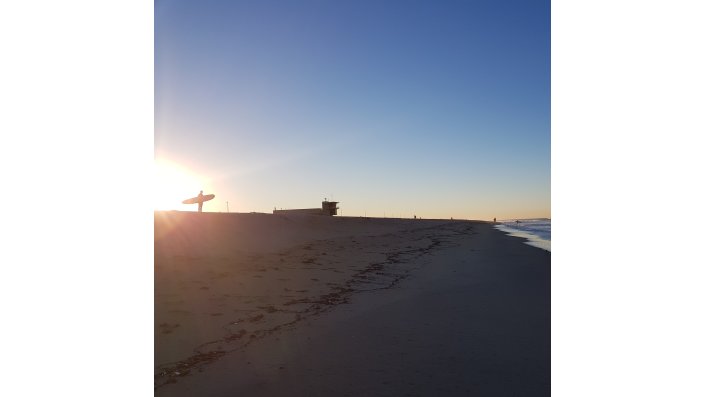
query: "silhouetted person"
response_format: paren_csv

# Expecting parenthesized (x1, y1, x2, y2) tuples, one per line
(197, 190, 204, 213)
(493, 217, 496, 223)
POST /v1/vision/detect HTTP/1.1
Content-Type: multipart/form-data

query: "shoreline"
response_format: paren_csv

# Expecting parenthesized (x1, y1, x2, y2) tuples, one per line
(494, 224, 551, 252)
(155, 212, 550, 395)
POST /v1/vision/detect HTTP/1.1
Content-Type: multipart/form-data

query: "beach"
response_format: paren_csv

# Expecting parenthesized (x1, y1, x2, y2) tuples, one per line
(155, 211, 550, 396)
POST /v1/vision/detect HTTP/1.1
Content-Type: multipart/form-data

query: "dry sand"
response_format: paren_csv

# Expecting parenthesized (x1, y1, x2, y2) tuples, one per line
(155, 211, 550, 396)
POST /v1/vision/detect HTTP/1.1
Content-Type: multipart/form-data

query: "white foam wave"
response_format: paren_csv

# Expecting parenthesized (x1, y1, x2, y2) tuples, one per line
(495, 218, 551, 252)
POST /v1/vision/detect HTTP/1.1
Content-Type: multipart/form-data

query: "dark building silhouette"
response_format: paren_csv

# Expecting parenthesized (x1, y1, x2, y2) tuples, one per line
(273, 200, 339, 216)
(321, 200, 339, 216)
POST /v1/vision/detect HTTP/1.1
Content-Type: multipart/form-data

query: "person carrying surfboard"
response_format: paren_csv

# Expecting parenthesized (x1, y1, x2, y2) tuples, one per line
(181, 191, 215, 211)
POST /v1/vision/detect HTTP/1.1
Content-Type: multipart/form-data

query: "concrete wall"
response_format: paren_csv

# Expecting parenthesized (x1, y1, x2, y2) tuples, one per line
(273, 208, 323, 216)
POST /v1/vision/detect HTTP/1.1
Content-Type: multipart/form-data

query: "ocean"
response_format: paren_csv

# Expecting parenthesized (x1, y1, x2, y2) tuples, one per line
(494, 218, 551, 252)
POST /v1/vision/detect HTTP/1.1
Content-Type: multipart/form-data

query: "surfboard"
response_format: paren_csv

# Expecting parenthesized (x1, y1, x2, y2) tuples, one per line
(182, 194, 215, 205)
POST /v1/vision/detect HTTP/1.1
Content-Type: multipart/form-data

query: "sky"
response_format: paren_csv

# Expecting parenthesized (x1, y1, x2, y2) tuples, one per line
(155, 0, 550, 220)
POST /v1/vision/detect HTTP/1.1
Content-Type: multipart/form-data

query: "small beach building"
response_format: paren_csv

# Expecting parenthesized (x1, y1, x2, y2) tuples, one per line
(321, 200, 339, 216)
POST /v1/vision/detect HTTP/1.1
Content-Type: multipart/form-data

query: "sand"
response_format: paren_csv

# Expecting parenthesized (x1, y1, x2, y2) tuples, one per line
(155, 211, 550, 396)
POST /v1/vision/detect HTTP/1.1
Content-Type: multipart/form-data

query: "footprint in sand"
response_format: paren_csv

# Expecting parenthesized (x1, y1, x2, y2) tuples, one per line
(258, 305, 278, 313)
(159, 323, 180, 334)
(247, 314, 264, 322)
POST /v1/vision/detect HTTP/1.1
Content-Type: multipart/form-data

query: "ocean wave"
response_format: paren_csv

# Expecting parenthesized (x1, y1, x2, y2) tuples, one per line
(495, 218, 551, 252)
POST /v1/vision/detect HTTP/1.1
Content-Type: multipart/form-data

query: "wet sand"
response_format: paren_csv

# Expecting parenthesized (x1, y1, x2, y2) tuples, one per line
(155, 211, 550, 396)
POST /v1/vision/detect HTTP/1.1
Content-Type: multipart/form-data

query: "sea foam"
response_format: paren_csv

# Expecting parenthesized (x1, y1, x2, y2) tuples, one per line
(494, 218, 551, 252)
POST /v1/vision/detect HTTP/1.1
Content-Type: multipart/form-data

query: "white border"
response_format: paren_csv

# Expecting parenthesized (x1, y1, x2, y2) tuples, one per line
(553, 0, 705, 395)
(1, 1, 153, 395)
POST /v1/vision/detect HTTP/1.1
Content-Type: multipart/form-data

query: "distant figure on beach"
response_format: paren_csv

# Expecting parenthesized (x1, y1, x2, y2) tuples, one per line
(197, 190, 204, 212)
(493, 217, 496, 223)
(516, 220, 520, 224)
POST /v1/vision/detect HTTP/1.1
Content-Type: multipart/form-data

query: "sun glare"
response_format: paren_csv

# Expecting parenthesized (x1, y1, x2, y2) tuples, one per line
(154, 160, 204, 211)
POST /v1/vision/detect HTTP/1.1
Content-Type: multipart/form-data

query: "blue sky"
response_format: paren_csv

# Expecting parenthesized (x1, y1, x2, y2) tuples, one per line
(155, 0, 550, 219)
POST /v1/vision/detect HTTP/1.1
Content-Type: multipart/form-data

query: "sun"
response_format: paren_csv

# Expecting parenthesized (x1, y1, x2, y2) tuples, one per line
(154, 160, 205, 211)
